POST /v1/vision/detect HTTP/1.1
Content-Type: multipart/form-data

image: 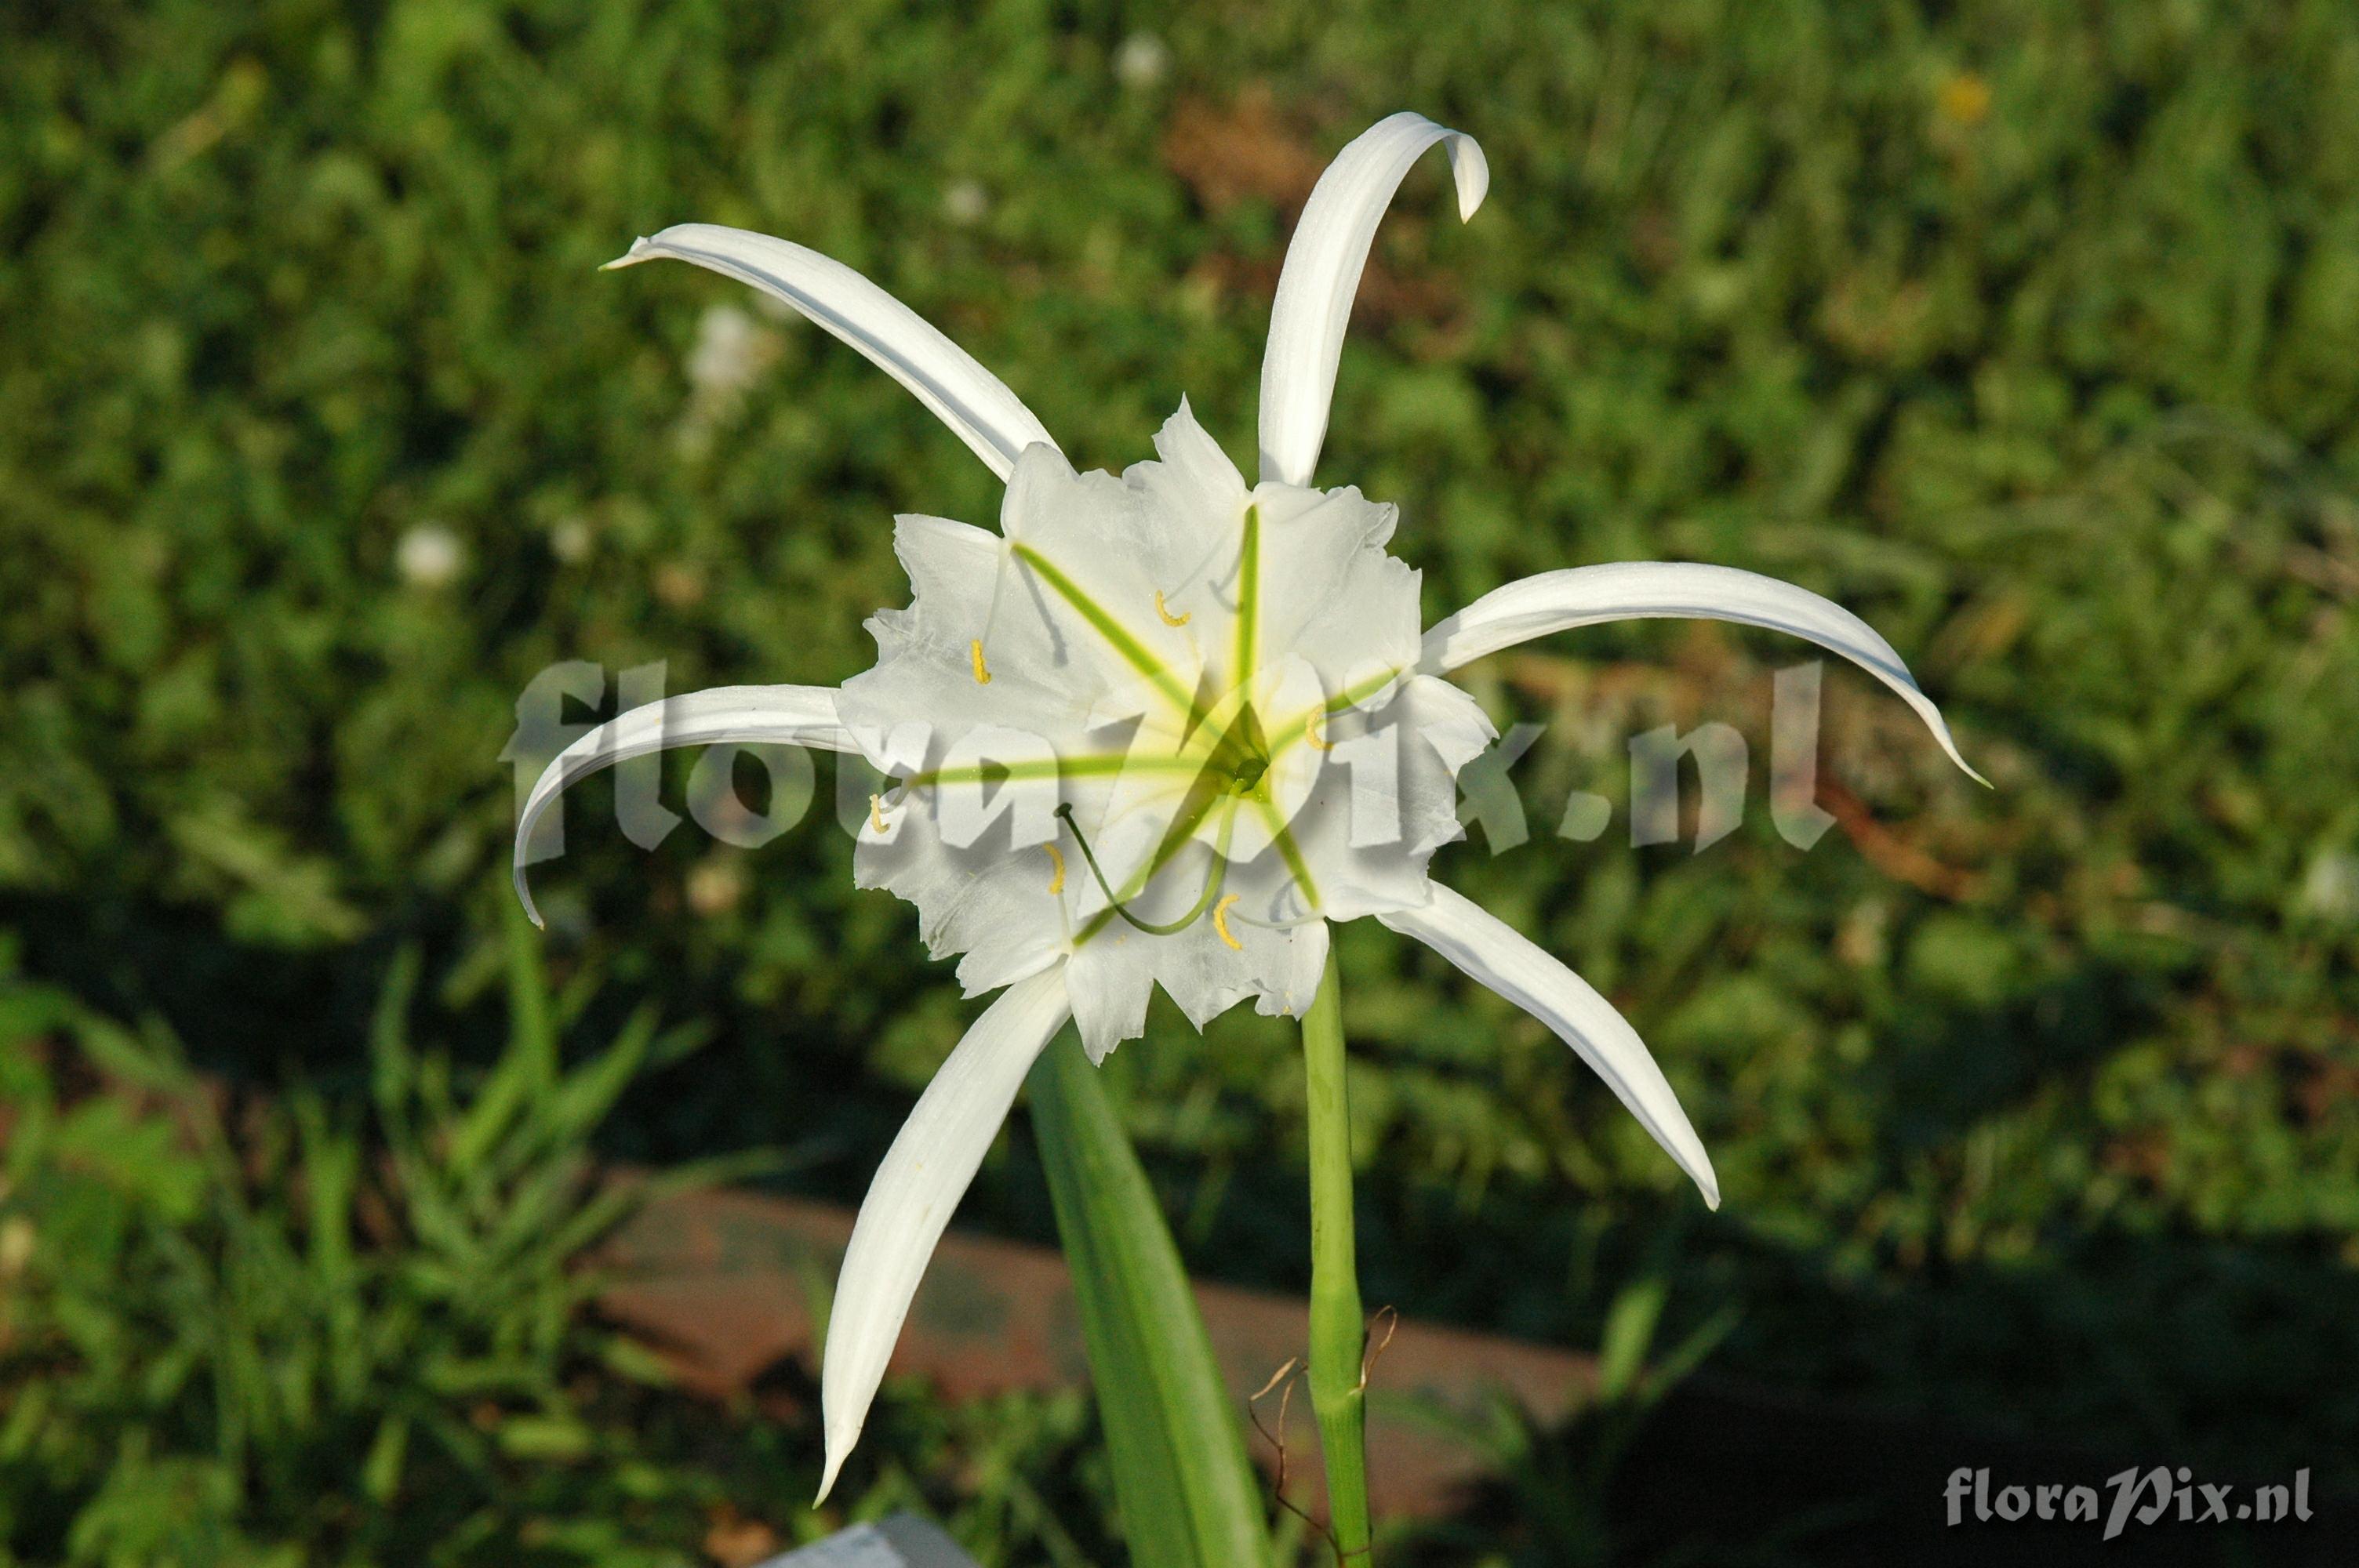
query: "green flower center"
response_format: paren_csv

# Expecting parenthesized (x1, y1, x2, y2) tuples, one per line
(1202, 702, 1273, 798)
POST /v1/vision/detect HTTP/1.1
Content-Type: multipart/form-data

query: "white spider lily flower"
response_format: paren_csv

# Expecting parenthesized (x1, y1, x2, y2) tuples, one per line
(514, 111, 1981, 1500)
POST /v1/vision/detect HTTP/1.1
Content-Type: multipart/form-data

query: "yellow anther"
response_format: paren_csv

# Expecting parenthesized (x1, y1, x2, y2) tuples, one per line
(1212, 894, 1243, 951)
(868, 794, 889, 833)
(1043, 843, 1066, 895)
(1154, 590, 1190, 627)
(969, 639, 992, 684)
(1305, 711, 1333, 752)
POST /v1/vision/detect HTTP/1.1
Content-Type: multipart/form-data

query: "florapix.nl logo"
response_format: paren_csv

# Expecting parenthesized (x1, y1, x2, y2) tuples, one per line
(1946, 1465, 2313, 1541)
(503, 657, 1858, 875)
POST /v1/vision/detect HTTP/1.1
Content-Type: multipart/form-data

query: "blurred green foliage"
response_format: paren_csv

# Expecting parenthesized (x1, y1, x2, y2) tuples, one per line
(4, 0, 2359, 1552)
(0, 931, 1717, 1565)
(0, 931, 1127, 1566)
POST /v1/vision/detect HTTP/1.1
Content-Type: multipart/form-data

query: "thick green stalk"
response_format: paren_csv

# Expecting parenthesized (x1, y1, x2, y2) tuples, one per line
(1300, 949, 1372, 1559)
(1028, 1033, 1274, 1568)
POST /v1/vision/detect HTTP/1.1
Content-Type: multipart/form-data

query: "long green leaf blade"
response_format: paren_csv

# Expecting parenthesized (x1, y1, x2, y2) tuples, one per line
(1027, 1033, 1272, 1568)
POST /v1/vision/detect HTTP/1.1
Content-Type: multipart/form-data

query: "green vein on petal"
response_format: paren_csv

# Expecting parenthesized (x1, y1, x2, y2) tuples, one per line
(1262, 667, 1402, 760)
(1249, 792, 1319, 908)
(1234, 503, 1262, 683)
(1325, 667, 1398, 712)
(903, 753, 1200, 789)
(1011, 544, 1201, 720)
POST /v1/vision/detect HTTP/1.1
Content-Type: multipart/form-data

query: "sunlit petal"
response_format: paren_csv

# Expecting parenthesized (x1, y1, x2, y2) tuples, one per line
(1420, 561, 1986, 783)
(610, 223, 1060, 479)
(817, 967, 1072, 1499)
(1257, 112, 1488, 487)
(512, 684, 854, 926)
(1378, 884, 1719, 1208)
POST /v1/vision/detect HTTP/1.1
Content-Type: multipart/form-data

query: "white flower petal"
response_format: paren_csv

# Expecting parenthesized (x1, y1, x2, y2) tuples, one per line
(1244, 483, 1417, 693)
(1263, 487, 1423, 700)
(856, 811, 1071, 997)
(1419, 562, 1986, 784)
(1378, 884, 1719, 1208)
(1065, 902, 1328, 1058)
(852, 728, 1085, 999)
(609, 223, 1060, 479)
(1063, 926, 1157, 1054)
(993, 445, 1209, 713)
(512, 685, 854, 927)
(1257, 112, 1488, 487)
(1221, 675, 1491, 926)
(1136, 396, 1249, 522)
(841, 506, 1136, 754)
(817, 967, 1072, 1500)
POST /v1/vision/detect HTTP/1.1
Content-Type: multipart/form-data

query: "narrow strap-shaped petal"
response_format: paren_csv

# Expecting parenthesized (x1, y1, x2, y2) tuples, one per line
(1378, 885, 1718, 1208)
(1257, 112, 1488, 487)
(1420, 561, 1987, 783)
(818, 967, 1072, 1500)
(610, 223, 1060, 480)
(512, 684, 856, 926)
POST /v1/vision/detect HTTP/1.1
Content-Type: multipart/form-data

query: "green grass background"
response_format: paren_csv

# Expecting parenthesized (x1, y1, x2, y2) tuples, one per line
(5, 0, 2358, 1563)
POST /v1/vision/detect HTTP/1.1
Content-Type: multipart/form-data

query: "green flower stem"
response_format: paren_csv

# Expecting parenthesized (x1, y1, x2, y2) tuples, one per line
(1300, 948, 1372, 1559)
